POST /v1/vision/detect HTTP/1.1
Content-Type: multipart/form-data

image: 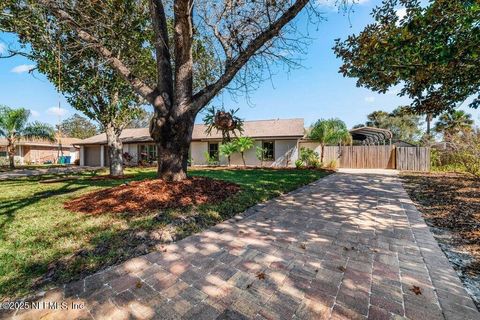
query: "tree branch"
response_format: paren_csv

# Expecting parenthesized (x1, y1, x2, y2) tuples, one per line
(38, 0, 156, 104)
(173, 0, 194, 113)
(191, 0, 309, 112)
(149, 0, 174, 111)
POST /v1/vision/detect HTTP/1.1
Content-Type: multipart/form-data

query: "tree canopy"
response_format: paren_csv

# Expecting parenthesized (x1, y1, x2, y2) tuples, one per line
(361, 107, 422, 143)
(308, 118, 350, 162)
(58, 114, 98, 139)
(334, 0, 480, 115)
(1, 0, 324, 180)
(434, 109, 474, 141)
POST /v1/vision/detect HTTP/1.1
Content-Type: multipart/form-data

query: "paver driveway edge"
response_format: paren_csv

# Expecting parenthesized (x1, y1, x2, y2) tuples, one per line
(2, 171, 479, 320)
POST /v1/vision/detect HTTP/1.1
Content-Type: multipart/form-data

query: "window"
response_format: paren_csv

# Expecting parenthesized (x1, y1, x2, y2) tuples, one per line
(208, 143, 219, 161)
(262, 141, 274, 161)
(139, 144, 157, 163)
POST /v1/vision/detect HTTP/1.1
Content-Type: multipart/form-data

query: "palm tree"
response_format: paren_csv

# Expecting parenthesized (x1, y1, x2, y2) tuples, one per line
(308, 118, 351, 163)
(0, 106, 55, 169)
(233, 137, 254, 167)
(219, 142, 238, 166)
(434, 110, 474, 141)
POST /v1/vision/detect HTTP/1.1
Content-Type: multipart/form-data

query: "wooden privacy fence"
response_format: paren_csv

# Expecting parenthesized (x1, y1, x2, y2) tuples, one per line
(298, 142, 430, 171)
(396, 147, 430, 171)
(340, 145, 396, 169)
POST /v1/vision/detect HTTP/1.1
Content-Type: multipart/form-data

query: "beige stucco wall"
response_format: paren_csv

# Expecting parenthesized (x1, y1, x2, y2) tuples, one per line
(273, 140, 297, 167)
(81, 139, 302, 167)
(190, 141, 208, 166)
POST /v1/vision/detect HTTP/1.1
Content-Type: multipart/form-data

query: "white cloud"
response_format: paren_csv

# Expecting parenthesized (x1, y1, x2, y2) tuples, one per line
(11, 64, 35, 74)
(47, 107, 68, 117)
(364, 96, 376, 103)
(30, 110, 40, 117)
(396, 8, 407, 20)
(0, 43, 6, 55)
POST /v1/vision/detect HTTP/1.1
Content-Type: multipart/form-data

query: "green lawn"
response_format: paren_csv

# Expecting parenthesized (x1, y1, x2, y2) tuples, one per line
(0, 167, 329, 299)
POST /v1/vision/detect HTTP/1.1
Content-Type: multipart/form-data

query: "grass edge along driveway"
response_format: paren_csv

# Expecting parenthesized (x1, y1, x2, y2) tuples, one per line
(0, 167, 330, 299)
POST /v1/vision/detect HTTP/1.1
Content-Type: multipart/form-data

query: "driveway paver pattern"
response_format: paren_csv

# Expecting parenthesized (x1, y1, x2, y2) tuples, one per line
(3, 171, 478, 319)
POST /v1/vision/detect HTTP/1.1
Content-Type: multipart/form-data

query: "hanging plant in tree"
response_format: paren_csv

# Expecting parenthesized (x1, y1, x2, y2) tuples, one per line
(203, 106, 244, 143)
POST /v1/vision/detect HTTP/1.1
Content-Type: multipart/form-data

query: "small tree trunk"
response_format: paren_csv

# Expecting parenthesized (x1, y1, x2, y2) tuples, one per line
(8, 147, 15, 169)
(7, 138, 15, 169)
(321, 144, 325, 164)
(426, 113, 432, 135)
(227, 156, 231, 166)
(105, 124, 124, 177)
(241, 152, 246, 167)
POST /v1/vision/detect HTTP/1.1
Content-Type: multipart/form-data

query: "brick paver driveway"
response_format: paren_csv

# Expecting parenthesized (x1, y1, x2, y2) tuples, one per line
(5, 170, 479, 319)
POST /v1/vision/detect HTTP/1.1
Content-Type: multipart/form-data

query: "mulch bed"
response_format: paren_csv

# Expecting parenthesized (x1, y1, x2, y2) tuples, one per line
(64, 177, 240, 214)
(401, 172, 480, 306)
(88, 174, 135, 180)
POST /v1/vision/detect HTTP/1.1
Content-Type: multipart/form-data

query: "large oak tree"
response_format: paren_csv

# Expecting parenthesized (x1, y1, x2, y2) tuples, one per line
(334, 0, 480, 116)
(2, 0, 322, 180)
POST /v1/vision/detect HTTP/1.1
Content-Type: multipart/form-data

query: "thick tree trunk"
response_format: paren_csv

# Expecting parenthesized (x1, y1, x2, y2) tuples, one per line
(105, 125, 124, 177)
(153, 113, 195, 181)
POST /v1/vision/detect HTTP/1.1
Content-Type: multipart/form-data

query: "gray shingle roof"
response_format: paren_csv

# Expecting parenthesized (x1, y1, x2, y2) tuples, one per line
(76, 118, 305, 145)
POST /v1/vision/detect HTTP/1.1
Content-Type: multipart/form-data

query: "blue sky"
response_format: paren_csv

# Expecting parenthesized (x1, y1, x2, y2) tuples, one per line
(0, 0, 478, 130)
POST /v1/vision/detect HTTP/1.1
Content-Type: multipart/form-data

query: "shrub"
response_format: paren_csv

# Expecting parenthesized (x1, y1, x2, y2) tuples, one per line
(299, 147, 320, 168)
(204, 151, 219, 166)
(295, 159, 304, 169)
(454, 150, 480, 176)
(326, 160, 337, 169)
(431, 129, 480, 177)
(123, 152, 133, 164)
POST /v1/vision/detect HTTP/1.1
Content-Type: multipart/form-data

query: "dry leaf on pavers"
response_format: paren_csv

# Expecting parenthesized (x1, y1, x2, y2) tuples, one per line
(256, 272, 266, 280)
(300, 244, 306, 250)
(409, 285, 422, 295)
(338, 266, 346, 272)
(136, 281, 143, 288)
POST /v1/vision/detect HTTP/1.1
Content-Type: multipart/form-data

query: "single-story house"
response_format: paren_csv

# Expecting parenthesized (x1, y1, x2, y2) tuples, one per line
(0, 138, 81, 165)
(76, 118, 305, 167)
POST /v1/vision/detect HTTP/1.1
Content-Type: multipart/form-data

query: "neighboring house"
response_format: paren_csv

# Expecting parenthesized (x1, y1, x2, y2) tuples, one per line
(76, 118, 305, 167)
(0, 138, 81, 165)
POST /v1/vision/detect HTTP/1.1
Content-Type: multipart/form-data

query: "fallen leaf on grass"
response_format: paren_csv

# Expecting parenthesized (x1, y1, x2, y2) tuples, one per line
(409, 285, 422, 295)
(136, 281, 143, 288)
(300, 244, 306, 250)
(338, 266, 346, 272)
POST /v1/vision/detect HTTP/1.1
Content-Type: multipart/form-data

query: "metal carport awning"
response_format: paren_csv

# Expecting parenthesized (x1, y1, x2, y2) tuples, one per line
(349, 127, 393, 145)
